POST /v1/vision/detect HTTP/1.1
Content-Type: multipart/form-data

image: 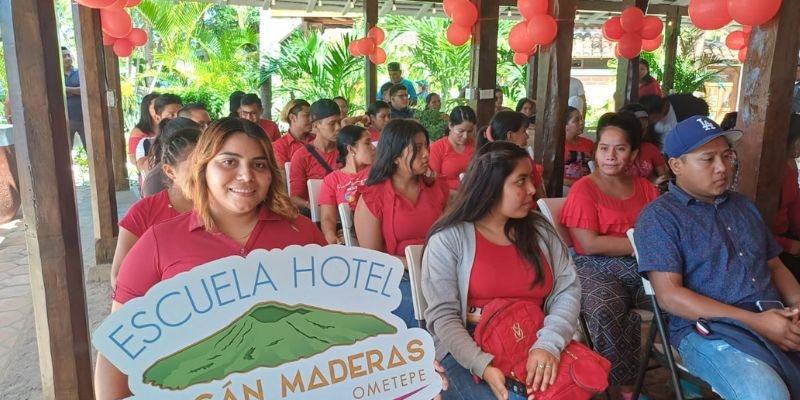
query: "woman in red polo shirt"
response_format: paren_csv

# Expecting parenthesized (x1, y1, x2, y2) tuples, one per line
(95, 118, 326, 399)
(423, 142, 581, 399)
(476, 110, 546, 200)
(355, 119, 450, 328)
(273, 99, 313, 166)
(289, 99, 342, 212)
(366, 100, 391, 142)
(559, 112, 658, 399)
(319, 125, 375, 244)
(110, 126, 201, 288)
(429, 105, 477, 190)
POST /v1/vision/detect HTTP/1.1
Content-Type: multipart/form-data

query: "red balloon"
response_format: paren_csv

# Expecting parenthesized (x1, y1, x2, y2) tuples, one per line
(517, 0, 548, 20)
(76, 0, 118, 8)
(102, 0, 128, 10)
(620, 7, 645, 33)
(689, 0, 732, 30)
(725, 30, 747, 50)
(100, 9, 133, 38)
(358, 38, 377, 55)
(509, 22, 536, 54)
(127, 28, 148, 46)
(367, 27, 385, 45)
(451, 2, 478, 28)
(526, 14, 558, 45)
(738, 47, 748, 63)
(514, 52, 531, 65)
(640, 16, 663, 40)
(728, 0, 781, 26)
(369, 47, 387, 64)
(603, 17, 624, 41)
(349, 40, 363, 57)
(125, 0, 142, 6)
(443, 0, 466, 17)
(113, 38, 134, 57)
(642, 35, 663, 52)
(446, 24, 471, 46)
(618, 32, 642, 59)
(102, 32, 117, 46)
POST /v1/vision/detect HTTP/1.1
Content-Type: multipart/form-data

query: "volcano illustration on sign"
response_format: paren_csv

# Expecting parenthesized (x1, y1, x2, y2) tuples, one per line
(142, 302, 397, 390)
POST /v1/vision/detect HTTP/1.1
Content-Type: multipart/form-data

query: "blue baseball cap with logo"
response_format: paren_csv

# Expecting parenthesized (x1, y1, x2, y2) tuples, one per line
(664, 115, 743, 159)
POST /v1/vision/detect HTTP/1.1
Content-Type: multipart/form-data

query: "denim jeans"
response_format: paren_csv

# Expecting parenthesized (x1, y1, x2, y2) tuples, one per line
(391, 274, 416, 328)
(678, 332, 790, 400)
(439, 355, 528, 400)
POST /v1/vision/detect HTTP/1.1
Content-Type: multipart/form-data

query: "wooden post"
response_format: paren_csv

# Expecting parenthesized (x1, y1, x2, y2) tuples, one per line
(104, 50, 129, 191)
(661, 6, 681, 93)
(364, 0, 378, 107)
(74, 4, 119, 264)
(735, 0, 800, 227)
(614, 0, 648, 108)
(0, 1, 95, 398)
(526, 53, 539, 99)
(469, 0, 499, 128)
(260, 77, 273, 120)
(534, 0, 577, 197)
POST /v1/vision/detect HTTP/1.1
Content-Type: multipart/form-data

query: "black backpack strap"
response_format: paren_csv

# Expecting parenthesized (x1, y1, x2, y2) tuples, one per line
(304, 144, 334, 174)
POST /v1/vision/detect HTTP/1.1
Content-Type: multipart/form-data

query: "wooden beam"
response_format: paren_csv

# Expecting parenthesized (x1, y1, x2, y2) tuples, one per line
(364, 0, 378, 107)
(305, 0, 316, 13)
(415, 3, 432, 18)
(614, 0, 647, 108)
(534, 0, 577, 197)
(260, 76, 273, 120)
(405, 0, 685, 14)
(469, 0, 499, 128)
(735, 0, 800, 227)
(379, 0, 393, 17)
(74, 4, 119, 264)
(526, 53, 539, 99)
(104, 51, 129, 192)
(662, 6, 681, 92)
(0, 1, 94, 398)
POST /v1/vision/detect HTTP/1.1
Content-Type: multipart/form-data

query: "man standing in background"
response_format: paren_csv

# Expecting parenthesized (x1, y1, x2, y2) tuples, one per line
(62, 46, 85, 151)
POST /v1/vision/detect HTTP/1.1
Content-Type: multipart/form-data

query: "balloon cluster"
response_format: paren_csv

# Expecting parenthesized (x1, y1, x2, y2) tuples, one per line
(349, 27, 387, 64)
(689, 0, 781, 31)
(725, 26, 752, 63)
(602, 8, 663, 59)
(77, 0, 147, 58)
(508, 0, 558, 65)
(443, 0, 479, 46)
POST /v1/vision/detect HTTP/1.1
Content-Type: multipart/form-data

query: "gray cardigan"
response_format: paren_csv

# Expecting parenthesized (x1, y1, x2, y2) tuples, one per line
(421, 221, 581, 378)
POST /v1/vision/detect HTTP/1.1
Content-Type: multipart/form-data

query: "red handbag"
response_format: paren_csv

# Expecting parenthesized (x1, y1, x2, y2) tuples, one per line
(473, 298, 611, 400)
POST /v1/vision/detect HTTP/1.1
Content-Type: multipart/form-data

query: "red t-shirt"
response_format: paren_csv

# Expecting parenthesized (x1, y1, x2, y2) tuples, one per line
(113, 206, 326, 304)
(639, 79, 663, 97)
(318, 168, 370, 210)
(775, 164, 800, 252)
(273, 133, 315, 166)
(128, 131, 154, 161)
(630, 142, 666, 179)
(429, 137, 476, 190)
(564, 136, 595, 181)
(368, 128, 381, 142)
(258, 119, 281, 142)
(560, 176, 658, 255)
(289, 145, 338, 201)
(118, 189, 182, 237)
(360, 177, 450, 256)
(468, 228, 553, 308)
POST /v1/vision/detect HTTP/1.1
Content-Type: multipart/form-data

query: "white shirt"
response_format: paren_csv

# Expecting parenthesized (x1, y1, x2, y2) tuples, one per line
(569, 77, 585, 98)
(135, 137, 155, 160)
(655, 105, 678, 141)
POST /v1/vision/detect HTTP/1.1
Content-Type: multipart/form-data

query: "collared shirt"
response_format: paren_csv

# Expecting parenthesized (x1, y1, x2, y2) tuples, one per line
(634, 183, 782, 347)
(64, 68, 82, 122)
(118, 189, 181, 237)
(114, 206, 326, 303)
(272, 132, 315, 166)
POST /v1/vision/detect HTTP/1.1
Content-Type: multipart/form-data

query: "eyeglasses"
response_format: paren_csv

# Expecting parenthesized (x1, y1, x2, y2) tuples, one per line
(393, 94, 409, 99)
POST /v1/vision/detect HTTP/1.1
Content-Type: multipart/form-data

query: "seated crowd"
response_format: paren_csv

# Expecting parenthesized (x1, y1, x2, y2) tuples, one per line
(99, 77, 800, 400)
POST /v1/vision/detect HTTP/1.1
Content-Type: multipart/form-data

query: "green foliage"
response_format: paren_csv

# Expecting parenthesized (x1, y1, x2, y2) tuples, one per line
(417, 109, 448, 142)
(178, 87, 226, 119)
(639, 27, 725, 95)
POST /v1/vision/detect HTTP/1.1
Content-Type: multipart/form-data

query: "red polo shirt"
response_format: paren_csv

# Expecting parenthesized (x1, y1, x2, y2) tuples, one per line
(258, 119, 281, 142)
(118, 189, 182, 238)
(368, 128, 381, 142)
(289, 145, 338, 201)
(113, 206, 326, 304)
(360, 177, 450, 257)
(630, 142, 666, 179)
(429, 137, 476, 190)
(319, 168, 371, 210)
(273, 133, 315, 166)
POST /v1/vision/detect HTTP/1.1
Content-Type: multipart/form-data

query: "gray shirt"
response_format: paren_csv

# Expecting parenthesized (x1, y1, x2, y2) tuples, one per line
(422, 221, 581, 378)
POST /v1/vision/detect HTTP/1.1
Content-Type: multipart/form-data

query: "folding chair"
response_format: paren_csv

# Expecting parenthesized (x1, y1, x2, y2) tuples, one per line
(338, 203, 357, 247)
(307, 179, 323, 223)
(627, 229, 717, 400)
(404, 244, 427, 330)
(283, 162, 291, 194)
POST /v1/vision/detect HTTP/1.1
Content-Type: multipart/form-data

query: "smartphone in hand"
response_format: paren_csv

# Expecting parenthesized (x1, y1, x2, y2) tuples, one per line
(505, 378, 527, 396)
(756, 300, 785, 312)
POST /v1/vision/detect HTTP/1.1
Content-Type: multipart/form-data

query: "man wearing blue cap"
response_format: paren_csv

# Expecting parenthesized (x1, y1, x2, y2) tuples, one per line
(634, 116, 800, 399)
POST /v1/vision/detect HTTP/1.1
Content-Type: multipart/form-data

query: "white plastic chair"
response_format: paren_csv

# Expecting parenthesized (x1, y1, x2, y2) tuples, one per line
(526, 145, 534, 159)
(338, 203, 357, 247)
(404, 244, 427, 329)
(307, 179, 323, 222)
(283, 162, 291, 194)
(536, 197, 572, 248)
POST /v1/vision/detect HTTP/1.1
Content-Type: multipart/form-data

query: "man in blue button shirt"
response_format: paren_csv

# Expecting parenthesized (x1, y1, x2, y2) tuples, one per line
(62, 46, 85, 151)
(635, 116, 800, 399)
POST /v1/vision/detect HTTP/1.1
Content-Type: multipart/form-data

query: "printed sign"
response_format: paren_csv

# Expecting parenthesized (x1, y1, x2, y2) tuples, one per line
(93, 245, 443, 400)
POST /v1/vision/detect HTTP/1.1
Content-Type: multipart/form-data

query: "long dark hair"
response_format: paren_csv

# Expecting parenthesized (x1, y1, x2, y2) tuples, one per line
(367, 100, 390, 117)
(427, 141, 555, 286)
(336, 125, 368, 165)
(444, 105, 477, 136)
(162, 127, 201, 167)
(476, 110, 528, 148)
(366, 119, 429, 186)
(640, 60, 655, 85)
(134, 92, 161, 134)
(596, 112, 642, 151)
